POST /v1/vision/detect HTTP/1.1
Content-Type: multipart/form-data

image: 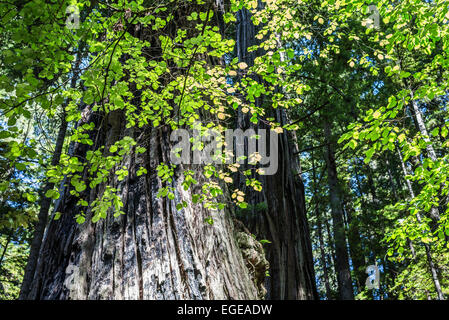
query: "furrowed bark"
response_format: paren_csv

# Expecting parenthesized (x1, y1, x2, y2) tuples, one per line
(234, 7, 317, 300)
(24, 1, 317, 301)
(26, 112, 261, 300)
(24, 1, 264, 300)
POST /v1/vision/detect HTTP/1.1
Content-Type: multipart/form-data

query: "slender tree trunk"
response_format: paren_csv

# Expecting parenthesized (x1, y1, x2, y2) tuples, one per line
(365, 165, 382, 209)
(324, 212, 337, 273)
(317, 219, 332, 299)
(19, 114, 68, 299)
(343, 197, 365, 294)
(312, 154, 331, 299)
(0, 234, 11, 272)
(396, 147, 445, 300)
(19, 50, 84, 299)
(20, 114, 64, 291)
(385, 158, 399, 200)
(323, 118, 354, 300)
(410, 99, 438, 162)
(360, 164, 381, 300)
(385, 157, 416, 258)
(408, 91, 441, 221)
(353, 164, 387, 298)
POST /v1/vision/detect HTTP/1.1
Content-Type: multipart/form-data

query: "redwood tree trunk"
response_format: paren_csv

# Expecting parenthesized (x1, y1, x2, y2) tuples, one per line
(23, 2, 317, 301)
(22, 2, 265, 300)
(235, 8, 317, 300)
(25, 111, 261, 299)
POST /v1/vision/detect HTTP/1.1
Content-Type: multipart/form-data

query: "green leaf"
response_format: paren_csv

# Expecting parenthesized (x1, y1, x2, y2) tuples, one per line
(205, 216, 214, 225)
(238, 202, 248, 209)
(349, 139, 358, 150)
(15, 162, 26, 171)
(364, 147, 375, 163)
(109, 145, 118, 153)
(75, 183, 86, 192)
(45, 189, 60, 200)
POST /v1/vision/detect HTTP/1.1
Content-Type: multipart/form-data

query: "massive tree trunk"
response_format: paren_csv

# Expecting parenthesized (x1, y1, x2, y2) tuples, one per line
(24, 108, 263, 300)
(234, 8, 317, 300)
(21, 2, 317, 301)
(22, 2, 264, 300)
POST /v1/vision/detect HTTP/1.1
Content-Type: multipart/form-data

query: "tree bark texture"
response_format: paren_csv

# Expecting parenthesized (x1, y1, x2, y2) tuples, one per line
(25, 107, 262, 299)
(22, 2, 269, 300)
(234, 8, 317, 300)
(23, 2, 317, 301)
(312, 155, 332, 299)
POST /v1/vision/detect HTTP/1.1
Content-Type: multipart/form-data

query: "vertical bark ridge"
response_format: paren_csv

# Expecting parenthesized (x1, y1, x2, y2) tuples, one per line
(234, 7, 317, 300)
(27, 115, 261, 299)
(24, 1, 315, 301)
